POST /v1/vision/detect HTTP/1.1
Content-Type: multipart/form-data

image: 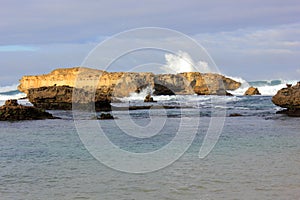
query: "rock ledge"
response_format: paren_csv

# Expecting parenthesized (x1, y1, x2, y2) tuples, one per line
(0, 99, 58, 121)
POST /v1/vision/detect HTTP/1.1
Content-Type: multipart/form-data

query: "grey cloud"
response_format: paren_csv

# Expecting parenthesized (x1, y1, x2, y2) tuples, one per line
(1, 0, 300, 84)
(1, 0, 300, 45)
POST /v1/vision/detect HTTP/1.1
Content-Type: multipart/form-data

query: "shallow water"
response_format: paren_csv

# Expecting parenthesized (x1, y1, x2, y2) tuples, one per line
(0, 96, 300, 200)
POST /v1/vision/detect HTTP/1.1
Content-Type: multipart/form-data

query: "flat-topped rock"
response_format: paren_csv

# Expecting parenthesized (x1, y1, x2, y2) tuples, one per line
(18, 67, 241, 110)
(18, 67, 241, 96)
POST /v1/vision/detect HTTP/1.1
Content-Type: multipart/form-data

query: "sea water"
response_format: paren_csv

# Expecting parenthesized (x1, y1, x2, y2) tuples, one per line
(0, 82, 299, 200)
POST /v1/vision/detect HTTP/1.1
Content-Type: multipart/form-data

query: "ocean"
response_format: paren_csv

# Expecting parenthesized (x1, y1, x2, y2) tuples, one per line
(0, 79, 299, 200)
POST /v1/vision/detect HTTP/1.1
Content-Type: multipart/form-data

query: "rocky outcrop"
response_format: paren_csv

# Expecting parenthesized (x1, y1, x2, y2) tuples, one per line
(19, 67, 241, 96)
(244, 87, 261, 96)
(98, 113, 114, 120)
(0, 99, 58, 121)
(18, 67, 241, 110)
(179, 72, 240, 95)
(272, 82, 300, 117)
(229, 113, 243, 117)
(144, 94, 156, 102)
(27, 85, 112, 111)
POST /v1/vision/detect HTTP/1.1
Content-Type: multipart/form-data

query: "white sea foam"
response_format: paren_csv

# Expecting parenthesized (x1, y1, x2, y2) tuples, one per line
(0, 84, 27, 105)
(0, 84, 19, 93)
(252, 80, 298, 96)
(228, 77, 298, 96)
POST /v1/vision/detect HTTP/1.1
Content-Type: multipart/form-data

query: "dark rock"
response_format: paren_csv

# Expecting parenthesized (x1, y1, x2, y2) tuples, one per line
(276, 109, 300, 117)
(244, 87, 261, 96)
(225, 92, 234, 96)
(98, 113, 114, 120)
(0, 99, 58, 121)
(111, 105, 182, 111)
(272, 83, 300, 117)
(5, 99, 18, 106)
(153, 84, 175, 95)
(229, 113, 243, 117)
(27, 85, 112, 111)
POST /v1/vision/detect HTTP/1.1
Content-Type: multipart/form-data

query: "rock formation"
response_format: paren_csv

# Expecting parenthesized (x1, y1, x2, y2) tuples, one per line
(144, 94, 157, 102)
(229, 113, 243, 117)
(27, 85, 112, 111)
(19, 67, 241, 96)
(18, 67, 241, 110)
(244, 87, 261, 95)
(272, 82, 300, 117)
(0, 99, 58, 121)
(98, 113, 114, 120)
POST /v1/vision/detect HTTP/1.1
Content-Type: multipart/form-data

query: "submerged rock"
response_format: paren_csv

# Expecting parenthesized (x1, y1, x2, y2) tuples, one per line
(244, 87, 261, 96)
(229, 113, 243, 117)
(0, 99, 58, 121)
(272, 82, 300, 117)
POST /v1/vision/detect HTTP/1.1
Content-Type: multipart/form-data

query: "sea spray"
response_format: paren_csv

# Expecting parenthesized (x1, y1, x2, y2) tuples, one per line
(164, 51, 211, 73)
(227, 76, 250, 96)
(227, 77, 297, 96)
(249, 80, 298, 96)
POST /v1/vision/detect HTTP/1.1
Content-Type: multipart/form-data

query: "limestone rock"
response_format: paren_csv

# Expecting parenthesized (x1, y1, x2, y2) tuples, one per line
(244, 87, 261, 96)
(18, 67, 241, 97)
(27, 85, 112, 111)
(0, 99, 58, 121)
(179, 72, 241, 95)
(272, 82, 300, 117)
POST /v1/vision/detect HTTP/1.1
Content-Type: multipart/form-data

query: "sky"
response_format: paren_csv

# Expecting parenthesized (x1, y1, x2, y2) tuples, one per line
(1, 0, 300, 85)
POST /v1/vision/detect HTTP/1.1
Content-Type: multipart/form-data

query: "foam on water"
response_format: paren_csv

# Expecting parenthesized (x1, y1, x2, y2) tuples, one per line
(229, 77, 298, 96)
(249, 79, 298, 96)
(0, 84, 20, 93)
(0, 84, 27, 106)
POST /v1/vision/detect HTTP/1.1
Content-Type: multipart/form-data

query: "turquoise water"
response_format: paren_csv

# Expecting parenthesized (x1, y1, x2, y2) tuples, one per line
(0, 96, 300, 199)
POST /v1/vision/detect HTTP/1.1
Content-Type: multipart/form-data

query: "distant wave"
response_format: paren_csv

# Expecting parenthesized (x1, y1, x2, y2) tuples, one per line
(0, 84, 26, 102)
(0, 84, 20, 93)
(229, 77, 298, 96)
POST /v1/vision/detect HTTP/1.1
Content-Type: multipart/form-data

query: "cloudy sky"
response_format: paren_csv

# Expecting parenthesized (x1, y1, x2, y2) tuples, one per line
(1, 0, 300, 85)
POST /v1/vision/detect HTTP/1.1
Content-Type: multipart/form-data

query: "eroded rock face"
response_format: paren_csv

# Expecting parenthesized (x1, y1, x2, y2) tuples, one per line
(18, 67, 241, 96)
(27, 85, 112, 111)
(0, 99, 57, 121)
(272, 82, 300, 117)
(244, 87, 261, 96)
